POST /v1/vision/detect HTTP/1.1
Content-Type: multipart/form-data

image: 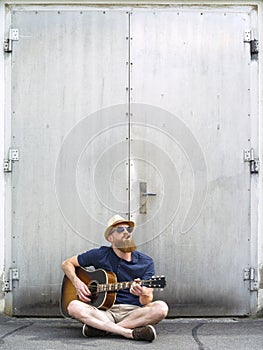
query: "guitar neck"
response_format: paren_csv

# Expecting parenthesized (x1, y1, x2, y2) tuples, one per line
(96, 276, 165, 293)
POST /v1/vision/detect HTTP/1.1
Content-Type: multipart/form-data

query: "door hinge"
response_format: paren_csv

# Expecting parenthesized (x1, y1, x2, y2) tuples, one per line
(243, 267, 258, 291)
(3, 268, 20, 292)
(3, 148, 20, 173)
(244, 29, 258, 60)
(243, 148, 259, 174)
(4, 28, 19, 53)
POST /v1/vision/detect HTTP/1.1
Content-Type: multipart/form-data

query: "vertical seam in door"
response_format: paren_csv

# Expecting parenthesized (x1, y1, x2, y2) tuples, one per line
(128, 11, 131, 219)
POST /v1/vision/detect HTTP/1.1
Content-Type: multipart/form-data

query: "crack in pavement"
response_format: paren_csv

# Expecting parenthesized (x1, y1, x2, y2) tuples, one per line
(0, 322, 34, 346)
(192, 323, 210, 350)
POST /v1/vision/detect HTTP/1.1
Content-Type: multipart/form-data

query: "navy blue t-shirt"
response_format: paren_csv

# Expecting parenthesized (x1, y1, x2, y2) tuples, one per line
(77, 246, 155, 306)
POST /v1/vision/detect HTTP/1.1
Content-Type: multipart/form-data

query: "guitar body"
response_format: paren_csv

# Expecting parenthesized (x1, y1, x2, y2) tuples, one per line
(60, 267, 166, 318)
(60, 267, 117, 318)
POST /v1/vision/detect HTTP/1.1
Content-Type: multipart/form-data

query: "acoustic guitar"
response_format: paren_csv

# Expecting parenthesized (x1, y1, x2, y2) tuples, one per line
(60, 267, 166, 317)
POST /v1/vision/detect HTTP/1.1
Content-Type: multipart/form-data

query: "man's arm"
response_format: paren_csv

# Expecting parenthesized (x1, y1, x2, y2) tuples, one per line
(130, 279, 154, 305)
(61, 255, 79, 283)
(139, 287, 154, 305)
(61, 255, 91, 302)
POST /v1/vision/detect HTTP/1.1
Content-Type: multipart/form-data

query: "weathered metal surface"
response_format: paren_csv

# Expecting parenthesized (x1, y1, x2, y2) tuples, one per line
(6, 5, 258, 316)
(129, 8, 257, 316)
(10, 9, 130, 315)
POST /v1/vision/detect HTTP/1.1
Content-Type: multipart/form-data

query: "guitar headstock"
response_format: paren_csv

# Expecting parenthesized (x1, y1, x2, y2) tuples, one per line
(142, 276, 166, 289)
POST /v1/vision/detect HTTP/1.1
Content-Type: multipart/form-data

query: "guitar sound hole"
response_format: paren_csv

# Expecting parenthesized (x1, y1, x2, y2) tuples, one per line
(88, 281, 99, 303)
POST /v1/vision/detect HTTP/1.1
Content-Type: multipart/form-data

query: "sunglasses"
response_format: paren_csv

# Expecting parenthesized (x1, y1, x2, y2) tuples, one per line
(114, 226, 134, 234)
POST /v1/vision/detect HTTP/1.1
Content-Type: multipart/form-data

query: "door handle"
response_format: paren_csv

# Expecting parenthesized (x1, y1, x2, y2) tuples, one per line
(140, 182, 156, 214)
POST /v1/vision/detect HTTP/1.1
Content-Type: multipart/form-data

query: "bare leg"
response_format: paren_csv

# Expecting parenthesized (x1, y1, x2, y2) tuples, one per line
(118, 301, 169, 329)
(67, 300, 133, 339)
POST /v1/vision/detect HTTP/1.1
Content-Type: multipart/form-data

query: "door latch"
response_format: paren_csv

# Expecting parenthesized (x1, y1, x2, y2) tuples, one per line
(140, 182, 157, 214)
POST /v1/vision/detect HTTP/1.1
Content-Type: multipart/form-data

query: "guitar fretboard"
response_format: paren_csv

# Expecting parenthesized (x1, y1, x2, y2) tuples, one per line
(97, 281, 134, 293)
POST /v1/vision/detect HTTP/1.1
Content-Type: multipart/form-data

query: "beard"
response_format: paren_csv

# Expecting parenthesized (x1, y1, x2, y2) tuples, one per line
(115, 238, 137, 253)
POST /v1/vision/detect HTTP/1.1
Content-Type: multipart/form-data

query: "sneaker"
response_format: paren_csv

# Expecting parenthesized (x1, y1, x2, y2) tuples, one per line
(132, 325, 157, 342)
(82, 324, 108, 337)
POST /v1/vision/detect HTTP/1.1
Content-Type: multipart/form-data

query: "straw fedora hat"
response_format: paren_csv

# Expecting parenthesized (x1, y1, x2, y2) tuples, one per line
(104, 214, 135, 240)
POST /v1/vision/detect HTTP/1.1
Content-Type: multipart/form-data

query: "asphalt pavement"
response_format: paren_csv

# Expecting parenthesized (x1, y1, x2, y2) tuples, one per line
(0, 315, 263, 350)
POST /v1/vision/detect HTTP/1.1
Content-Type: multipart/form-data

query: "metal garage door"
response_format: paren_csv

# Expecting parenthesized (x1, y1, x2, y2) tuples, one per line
(5, 5, 258, 316)
(128, 8, 259, 316)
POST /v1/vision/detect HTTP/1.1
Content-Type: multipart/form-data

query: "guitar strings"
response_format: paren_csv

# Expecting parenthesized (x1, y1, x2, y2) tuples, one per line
(86, 278, 164, 293)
